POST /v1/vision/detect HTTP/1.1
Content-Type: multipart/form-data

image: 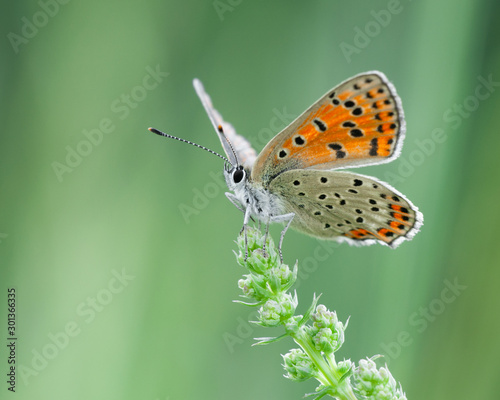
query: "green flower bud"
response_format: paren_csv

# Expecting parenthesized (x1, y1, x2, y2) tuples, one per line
(246, 250, 272, 274)
(282, 348, 318, 382)
(238, 275, 255, 298)
(394, 386, 407, 400)
(308, 304, 346, 353)
(238, 274, 274, 302)
(275, 262, 296, 288)
(352, 358, 407, 400)
(258, 293, 297, 327)
(337, 359, 354, 378)
(259, 299, 282, 326)
(236, 227, 281, 269)
(284, 315, 302, 334)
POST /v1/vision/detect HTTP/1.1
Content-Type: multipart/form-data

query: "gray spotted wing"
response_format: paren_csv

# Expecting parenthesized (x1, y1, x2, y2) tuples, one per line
(193, 78, 257, 169)
(269, 170, 422, 248)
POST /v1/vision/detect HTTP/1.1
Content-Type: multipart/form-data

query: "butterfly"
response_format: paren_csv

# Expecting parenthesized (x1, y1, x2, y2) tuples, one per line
(149, 71, 423, 260)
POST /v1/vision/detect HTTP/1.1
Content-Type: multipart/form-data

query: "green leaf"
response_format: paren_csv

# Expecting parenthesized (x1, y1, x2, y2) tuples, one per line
(299, 293, 322, 327)
(252, 332, 289, 346)
(304, 386, 331, 399)
(232, 299, 264, 307)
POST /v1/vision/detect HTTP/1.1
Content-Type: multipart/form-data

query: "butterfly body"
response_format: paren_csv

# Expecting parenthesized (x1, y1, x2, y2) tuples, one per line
(150, 71, 422, 256)
(223, 166, 287, 224)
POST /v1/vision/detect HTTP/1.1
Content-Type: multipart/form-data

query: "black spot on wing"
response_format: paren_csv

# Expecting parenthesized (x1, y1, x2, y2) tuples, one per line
(294, 135, 306, 145)
(352, 107, 363, 116)
(349, 129, 363, 138)
(328, 143, 346, 159)
(369, 138, 378, 156)
(313, 119, 327, 132)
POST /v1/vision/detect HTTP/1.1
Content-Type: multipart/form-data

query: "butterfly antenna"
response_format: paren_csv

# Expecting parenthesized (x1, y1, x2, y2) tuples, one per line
(148, 128, 231, 165)
(217, 124, 240, 166)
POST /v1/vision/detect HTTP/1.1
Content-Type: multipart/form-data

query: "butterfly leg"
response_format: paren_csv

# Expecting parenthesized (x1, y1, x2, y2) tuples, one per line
(227, 192, 257, 260)
(262, 217, 270, 258)
(269, 213, 295, 262)
(226, 192, 255, 224)
(242, 207, 252, 261)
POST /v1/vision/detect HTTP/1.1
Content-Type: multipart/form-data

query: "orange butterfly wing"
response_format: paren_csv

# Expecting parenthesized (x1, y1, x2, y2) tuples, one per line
(251, 71, 405, 187)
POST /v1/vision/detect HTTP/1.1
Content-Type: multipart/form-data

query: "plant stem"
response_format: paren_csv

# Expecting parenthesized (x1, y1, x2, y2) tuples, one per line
(291, 330, 358, 400)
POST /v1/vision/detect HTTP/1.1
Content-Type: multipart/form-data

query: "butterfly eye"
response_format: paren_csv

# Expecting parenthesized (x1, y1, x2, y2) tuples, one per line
(233, 168, 245, 184)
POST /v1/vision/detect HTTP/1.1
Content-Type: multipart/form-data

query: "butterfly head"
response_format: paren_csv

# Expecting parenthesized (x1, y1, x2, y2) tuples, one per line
(216, 123, 251, 192)
(224, 163, 248, 192)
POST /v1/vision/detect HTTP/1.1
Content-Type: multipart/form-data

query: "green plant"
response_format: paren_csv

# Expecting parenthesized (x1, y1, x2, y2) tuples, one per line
(235, 227, 407, 400)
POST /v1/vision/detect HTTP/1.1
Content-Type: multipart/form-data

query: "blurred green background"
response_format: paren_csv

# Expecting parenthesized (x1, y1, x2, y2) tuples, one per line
(1, 0, 499, 399)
